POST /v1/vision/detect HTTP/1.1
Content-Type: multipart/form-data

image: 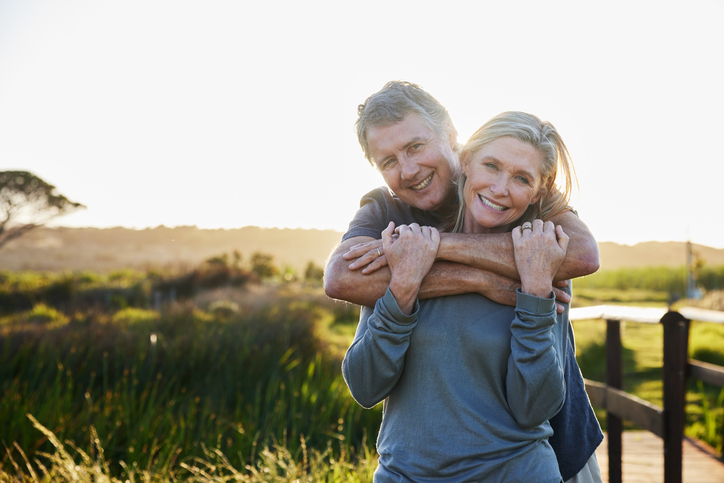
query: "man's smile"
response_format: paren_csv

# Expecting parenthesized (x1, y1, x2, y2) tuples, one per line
(410, 174, 433, 191)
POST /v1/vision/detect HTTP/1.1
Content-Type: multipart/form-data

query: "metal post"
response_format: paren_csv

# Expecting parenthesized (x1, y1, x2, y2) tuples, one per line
(606, 319, 623, 483)
(661, 311, 689, 483)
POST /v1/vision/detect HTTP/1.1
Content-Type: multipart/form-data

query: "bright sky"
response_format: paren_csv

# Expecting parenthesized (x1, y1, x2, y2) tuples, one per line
(1, 0, 722, 248)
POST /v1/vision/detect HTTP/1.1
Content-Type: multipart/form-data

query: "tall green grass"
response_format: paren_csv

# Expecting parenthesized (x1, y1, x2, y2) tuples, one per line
(0, 290, 381, 478)
(574, 265, 724, 294)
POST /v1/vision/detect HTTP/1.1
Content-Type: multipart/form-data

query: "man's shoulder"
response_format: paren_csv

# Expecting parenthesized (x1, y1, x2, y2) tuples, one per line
(359, 186, 402, 208)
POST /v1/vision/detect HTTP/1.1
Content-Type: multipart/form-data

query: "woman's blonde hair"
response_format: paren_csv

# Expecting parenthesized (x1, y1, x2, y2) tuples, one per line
(450, 111, 577, 233)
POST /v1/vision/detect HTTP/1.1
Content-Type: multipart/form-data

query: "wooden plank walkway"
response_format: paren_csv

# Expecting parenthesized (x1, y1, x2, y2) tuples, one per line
(595, 432, 724, 482)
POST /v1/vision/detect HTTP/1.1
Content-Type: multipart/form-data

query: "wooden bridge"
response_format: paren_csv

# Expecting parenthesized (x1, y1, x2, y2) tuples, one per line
(569, 305, 724, 483)
(595, 431, 724, 482)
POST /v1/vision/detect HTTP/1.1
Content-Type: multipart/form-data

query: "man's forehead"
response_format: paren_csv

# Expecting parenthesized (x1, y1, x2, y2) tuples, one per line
(367, 114, 437, 152)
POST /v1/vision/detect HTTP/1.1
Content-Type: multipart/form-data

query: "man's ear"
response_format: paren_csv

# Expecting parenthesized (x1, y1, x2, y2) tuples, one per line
(446, 124, 457, 150)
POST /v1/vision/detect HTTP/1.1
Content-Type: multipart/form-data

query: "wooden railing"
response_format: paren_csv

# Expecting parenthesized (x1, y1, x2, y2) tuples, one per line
(568, 305, 724, 483)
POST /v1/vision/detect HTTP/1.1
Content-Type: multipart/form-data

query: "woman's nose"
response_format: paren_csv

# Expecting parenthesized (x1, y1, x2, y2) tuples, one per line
(489, 177, 508, 196)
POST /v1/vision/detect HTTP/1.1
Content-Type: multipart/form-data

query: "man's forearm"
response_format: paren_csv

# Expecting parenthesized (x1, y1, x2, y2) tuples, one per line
(435, 211, 600, 281)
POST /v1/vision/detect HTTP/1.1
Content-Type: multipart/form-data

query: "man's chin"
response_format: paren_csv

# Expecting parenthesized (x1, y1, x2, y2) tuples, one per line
(407, 194, 446, 212)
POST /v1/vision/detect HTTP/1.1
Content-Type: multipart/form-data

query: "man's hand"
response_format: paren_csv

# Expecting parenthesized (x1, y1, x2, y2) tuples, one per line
(344, 238, 390, 274)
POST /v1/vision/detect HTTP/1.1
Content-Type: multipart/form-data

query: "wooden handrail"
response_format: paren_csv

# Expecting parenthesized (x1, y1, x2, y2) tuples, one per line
(568, 305, 724, 483)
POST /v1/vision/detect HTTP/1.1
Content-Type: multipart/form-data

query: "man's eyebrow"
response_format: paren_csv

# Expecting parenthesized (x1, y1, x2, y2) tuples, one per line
(402, 136, 427, 149)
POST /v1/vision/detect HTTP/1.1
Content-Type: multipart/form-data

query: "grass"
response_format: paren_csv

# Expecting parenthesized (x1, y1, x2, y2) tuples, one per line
(0, 286, 381, 480)
(1, 277, 723, 480)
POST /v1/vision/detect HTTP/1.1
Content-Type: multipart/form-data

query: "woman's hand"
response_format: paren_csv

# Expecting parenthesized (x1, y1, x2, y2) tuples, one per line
(512, 220, 569, 299)
(383, 222, 439, 314)
(344, 238, 392, 274)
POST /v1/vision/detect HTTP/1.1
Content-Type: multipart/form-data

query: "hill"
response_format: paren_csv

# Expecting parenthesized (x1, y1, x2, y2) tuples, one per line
(0, 226, 344, 274)
(1, 226, 722, 274)
(597, 241, 724, 270)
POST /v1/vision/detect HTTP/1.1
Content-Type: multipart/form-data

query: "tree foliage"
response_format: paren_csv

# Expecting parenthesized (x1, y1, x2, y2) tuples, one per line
(250, 251, 279, 279)
(0, 171, 85, 249)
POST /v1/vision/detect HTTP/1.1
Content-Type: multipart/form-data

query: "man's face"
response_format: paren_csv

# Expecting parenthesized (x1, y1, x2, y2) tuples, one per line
(366, 113, 458, 212)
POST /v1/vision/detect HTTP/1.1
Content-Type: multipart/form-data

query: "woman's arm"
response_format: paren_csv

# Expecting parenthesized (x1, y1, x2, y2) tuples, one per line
(342, 291, 418, 408)
(506, 289, 568, 428)
(342, 222, 439, 408)
(505, 220, 569, 428)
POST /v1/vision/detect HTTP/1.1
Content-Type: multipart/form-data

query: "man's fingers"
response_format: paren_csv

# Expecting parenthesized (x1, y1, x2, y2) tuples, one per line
(343, 242, 377, 260)
(553, 286, 571, 304)
(362, 255, 388, 274)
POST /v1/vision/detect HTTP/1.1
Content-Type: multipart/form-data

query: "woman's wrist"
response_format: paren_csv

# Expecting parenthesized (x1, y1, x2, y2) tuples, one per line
(389, 277, 421, 315)
(520, 280, 554, 299)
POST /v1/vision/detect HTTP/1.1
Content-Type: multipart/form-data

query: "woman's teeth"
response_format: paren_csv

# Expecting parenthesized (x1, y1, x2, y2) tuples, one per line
(479, 195, 507, 211)
(411, 174, 433, 190)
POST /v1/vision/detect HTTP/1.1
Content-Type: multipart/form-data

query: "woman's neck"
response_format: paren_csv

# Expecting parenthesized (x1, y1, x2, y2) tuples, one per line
(462, 213, 509, 234)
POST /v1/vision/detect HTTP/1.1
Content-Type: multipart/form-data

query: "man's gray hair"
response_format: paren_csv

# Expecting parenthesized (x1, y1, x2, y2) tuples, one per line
(355, 81, 459, 165)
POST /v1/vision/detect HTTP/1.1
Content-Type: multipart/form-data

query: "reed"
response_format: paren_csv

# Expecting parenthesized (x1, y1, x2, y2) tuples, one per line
(0, 291, 382, 478)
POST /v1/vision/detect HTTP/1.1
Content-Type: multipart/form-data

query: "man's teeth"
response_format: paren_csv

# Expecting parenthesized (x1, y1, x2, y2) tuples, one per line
(411, 175, 432, 190)
(479, 196, 507, 211)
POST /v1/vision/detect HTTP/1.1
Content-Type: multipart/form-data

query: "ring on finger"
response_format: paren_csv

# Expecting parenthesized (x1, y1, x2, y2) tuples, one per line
(376, 248, 382, 256)
(522, 222, 533, 231)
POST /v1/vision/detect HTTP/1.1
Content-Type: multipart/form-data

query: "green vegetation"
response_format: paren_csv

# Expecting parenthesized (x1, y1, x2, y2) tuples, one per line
(574, 264, 724, 295)
(1, 262, 723, 480)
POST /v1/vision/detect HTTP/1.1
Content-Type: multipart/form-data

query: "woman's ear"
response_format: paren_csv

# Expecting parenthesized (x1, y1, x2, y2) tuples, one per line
(530, 184, 546, 205)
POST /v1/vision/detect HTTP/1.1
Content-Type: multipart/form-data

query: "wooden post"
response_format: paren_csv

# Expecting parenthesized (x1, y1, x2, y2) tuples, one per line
(606, 319, 623, 483)
(661, 311, 689, 483)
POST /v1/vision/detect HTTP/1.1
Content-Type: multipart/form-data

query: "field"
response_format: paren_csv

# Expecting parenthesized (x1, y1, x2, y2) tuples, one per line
(1, 263, 723, 481)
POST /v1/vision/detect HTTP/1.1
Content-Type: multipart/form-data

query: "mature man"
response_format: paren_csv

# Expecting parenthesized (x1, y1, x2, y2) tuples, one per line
(325, 81, 603, 482)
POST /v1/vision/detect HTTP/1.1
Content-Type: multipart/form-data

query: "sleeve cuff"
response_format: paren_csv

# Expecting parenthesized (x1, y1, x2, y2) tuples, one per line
(515, 288, 556, 315)
(378, 287, 419, 325)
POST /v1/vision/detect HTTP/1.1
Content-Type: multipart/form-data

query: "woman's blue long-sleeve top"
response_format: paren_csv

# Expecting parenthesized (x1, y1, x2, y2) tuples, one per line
(342, 288, 568, 482)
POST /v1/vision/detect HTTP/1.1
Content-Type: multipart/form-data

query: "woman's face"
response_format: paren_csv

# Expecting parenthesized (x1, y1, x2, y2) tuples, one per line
(462, 136, 544, 234)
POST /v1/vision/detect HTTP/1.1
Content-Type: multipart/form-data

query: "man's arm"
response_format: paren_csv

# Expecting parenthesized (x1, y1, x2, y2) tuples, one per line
(325, 236, 521, 307)
(436, 210, 600, 282)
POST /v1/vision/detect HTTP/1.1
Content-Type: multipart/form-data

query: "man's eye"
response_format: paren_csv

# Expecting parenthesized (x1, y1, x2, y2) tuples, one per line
(484, 163, 498, 170)
(409, 144, 423, 153)
(380, 159, 395, 170)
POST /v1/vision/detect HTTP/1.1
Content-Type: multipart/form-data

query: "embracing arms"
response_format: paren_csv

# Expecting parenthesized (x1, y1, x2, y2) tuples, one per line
(325, 235, 521, 307)
(324, 209, 597, 309)
(436, 210, 600, 282)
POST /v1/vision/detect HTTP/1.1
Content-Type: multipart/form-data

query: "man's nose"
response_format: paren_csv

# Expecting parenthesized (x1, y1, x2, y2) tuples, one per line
(398, 155, 420, 180)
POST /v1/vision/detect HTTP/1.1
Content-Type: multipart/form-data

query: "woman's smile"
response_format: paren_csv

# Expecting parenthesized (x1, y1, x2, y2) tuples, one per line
(478, 195, 508, 212)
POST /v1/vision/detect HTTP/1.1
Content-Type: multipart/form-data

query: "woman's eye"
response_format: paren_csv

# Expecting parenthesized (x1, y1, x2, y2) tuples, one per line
(516, 176, 530, 185)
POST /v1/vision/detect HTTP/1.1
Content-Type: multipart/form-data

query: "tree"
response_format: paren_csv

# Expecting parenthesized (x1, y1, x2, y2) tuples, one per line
(0, 171, 85, 249)
(250, 252, 279, 279)
(304, 260, 325, 284)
